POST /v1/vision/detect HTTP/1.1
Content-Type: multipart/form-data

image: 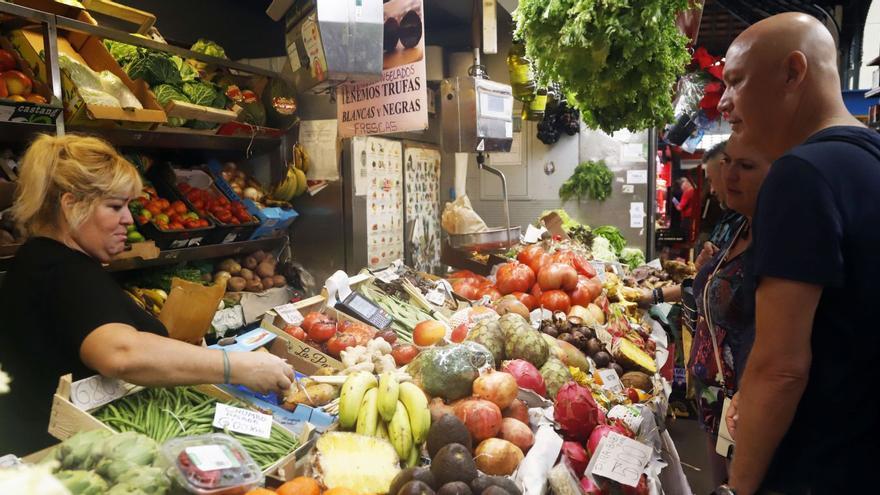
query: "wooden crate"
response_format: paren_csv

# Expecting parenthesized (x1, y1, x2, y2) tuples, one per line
(47, 374, 312, 480)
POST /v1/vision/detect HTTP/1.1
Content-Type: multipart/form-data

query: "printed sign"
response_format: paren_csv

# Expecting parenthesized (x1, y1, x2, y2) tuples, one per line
(337, 0, 428, 137)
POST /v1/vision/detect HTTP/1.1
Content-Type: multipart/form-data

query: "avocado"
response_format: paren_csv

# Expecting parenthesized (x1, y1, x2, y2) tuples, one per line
(437, 482, 473, 495)
(430, 443, 478, 486)
(397, 481, 435, 495)
(391, 467, 438, 494)
(470, 476, 522, 495)
(427, 414, 473, 458)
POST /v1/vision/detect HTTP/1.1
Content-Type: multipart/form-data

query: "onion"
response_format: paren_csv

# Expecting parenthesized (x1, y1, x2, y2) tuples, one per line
(474, 438, 524, 476)
(502, 359, 547, 397)
(493, 295, 530, 319)
(499, 417, 534, 453)
(453, 398, 503, 441)
(587, 303, 605, 325)
(473, 370, 519, 409)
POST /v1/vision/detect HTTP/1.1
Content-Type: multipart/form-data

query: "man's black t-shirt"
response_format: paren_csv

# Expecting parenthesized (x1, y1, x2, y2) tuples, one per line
(752, 126, 880, 493)
(0, 237, 167, 455)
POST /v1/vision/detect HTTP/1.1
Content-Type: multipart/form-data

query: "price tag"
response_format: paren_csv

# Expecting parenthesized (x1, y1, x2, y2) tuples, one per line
(185, 445, 241, 471)
(589, 432, 652, 487)
(607, 405, 644, 433)
(274, 303, 304, 326)
(212, 403, 273, 439)
(598, 368, 624, 393)
(425, 289, 446, 306)
(373, 267, 399, 283)
(70, 375, 136, 411)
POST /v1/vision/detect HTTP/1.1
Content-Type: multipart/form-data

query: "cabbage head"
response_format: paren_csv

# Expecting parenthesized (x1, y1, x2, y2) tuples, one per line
(181, 81, 217, 107)
(152, 84, 189, 126)
(190, 39, 227, 59)
(104, 40, 140, 66)
(125, 51, 181, 87)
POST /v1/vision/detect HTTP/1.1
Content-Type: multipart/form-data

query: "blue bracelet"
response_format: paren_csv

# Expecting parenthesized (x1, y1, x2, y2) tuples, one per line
(221, 349, 231, 384)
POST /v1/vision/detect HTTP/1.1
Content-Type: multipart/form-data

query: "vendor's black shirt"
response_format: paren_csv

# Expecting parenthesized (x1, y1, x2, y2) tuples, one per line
(751, 126, 880, 494)
(0, 237, 167, 455)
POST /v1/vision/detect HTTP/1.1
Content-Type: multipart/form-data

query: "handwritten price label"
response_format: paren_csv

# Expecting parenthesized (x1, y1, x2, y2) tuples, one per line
(589, 432, 652, 487)
(212, 403, 273, 439)
(71, 375, 137, 411)
(274, 303, 304, 326)
(598, 368, 624, 393)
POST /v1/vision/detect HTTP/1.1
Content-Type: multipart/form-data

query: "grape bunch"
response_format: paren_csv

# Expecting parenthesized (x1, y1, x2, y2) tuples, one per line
(537, 99, 580, 145)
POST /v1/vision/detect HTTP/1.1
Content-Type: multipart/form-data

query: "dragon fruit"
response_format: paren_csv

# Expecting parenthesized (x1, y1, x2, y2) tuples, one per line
(502, 359, 547, 397)
(562, 441, 589, 476)
(554, 382, 604, 441)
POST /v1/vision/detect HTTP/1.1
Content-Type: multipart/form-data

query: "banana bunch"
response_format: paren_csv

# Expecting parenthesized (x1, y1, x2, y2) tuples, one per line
(271, 145, 309, 202)
(339, 371, 430, 466)
(125, 287, 168, 317)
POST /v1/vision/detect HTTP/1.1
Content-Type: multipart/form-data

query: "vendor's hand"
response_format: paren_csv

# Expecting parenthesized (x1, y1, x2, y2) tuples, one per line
(726, 392, 740, 440)
(230, 351, 295, 394)
(695, 242, 719, 271)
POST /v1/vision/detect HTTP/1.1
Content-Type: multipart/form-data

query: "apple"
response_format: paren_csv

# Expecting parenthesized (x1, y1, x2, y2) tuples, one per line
(0, 49, 15, 72)
(413, 320, 447, 347)
(2, 70, 32, 96)
(25, 93, 46, 104)
(0, 78, 7, 99)
(450, 323, 469, 343)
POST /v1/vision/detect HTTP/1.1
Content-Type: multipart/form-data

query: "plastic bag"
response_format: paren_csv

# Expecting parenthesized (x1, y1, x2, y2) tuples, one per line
(441, 195, 489, 234)
(58, 54, 103, 91)
(408, 342, 494, 401)
(99, 71, 143, 109)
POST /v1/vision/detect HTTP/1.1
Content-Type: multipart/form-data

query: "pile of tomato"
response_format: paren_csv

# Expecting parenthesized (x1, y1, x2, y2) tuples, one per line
(130, 185, 209, 231)
(178, 182, 254, 226)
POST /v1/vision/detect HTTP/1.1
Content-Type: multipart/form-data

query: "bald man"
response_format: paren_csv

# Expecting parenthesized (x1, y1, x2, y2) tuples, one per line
(714, 12, 880, 495)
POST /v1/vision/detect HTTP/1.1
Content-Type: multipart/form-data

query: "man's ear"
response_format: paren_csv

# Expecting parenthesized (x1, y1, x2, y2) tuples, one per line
(783, 51, 808, 90)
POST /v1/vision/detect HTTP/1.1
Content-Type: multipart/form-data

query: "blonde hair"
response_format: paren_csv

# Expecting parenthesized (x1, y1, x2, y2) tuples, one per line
(13, 134, 142, 236)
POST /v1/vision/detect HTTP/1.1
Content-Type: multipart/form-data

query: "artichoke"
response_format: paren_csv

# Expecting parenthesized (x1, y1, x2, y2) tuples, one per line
(95, 432, 158, 482)
(57, 429, 112, 470)
(54, 470, 109, 495)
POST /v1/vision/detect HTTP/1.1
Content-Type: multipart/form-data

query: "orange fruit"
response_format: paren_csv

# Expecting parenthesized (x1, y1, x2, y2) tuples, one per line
(245, 489, 276, 495)
(323, 488, 360, 495)
(277, 477, 322, 495)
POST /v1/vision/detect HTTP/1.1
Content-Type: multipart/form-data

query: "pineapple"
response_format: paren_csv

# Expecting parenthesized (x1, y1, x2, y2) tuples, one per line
(499, 313, 549, 368)
(540, 357, 573, 399)
(466, 320, 505, 365)
(313, 432, 402, 494)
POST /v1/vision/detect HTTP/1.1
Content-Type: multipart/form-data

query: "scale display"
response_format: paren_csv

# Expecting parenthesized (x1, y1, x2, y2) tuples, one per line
(335, 292, 392, 329)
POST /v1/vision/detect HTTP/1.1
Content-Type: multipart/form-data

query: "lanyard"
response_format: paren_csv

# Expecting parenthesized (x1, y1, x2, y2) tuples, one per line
(701, 221, 747, 389)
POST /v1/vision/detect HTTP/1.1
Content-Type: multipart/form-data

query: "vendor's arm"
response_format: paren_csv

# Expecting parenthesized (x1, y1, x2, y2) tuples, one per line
(638, 284, 681, 307)
(727, 277, 817, 495)
(80, 324, 294, 394)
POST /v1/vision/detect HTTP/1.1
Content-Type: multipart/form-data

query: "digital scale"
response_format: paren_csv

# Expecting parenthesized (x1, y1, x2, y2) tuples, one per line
(325, 270, 393, 330)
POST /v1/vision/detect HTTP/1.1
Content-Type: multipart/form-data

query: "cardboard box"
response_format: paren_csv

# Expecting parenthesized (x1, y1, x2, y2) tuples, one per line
(0, 35, 64, 124)
(47, 374, 312, 479)
(9, 22, 167, 129)
(262, 274, 376, 376)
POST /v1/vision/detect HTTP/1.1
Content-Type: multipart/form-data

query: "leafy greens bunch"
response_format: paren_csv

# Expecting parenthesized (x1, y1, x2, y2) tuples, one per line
(514, 0, 691, 133)
(559, 160, 614, 202)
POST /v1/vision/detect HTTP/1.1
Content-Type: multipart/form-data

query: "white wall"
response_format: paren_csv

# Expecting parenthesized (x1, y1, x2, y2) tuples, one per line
(860, 0, 880, 89)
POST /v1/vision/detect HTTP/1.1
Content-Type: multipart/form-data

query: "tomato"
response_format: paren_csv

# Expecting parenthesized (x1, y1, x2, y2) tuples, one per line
(229, 217, 241, 225)
(157, 198, 170, 209)
(341, 322, 376, 346)
(568, 281, 596, 307)
(540, 290, 571, 313)
(146, 203, 162, 216)
(0, 49, 16, 72)
(516, 244, 546, 267)
(391, 344, 420, 366)
(550, 250, 596, 278)
(581, 277, 603, 301)
(537, 263, 579, 291)
(326, 333, 358, 358)
(168, 222, 184, 231)
(302, 311, 329, 333)
(284, 325, 306, 340)
(452, 280, 479, 300)
(476, 286, 502, 302)
(529, 252, 552, 275)
(308, 320, 337, 343)
(178, 183, 191, 193)
(510, 291, 538, 311)
(531, 283, 543, 300)
(495, 262, 536, 295)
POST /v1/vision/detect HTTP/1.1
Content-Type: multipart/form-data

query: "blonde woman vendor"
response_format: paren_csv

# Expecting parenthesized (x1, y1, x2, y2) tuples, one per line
(0, 134, 295, 455)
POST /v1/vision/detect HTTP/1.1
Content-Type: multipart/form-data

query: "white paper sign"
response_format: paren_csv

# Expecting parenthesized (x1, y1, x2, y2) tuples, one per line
(372, 267, 400, 283)
(212, 403, 273, 439)
(629, 211, 644, 229)
(598, 368, 624, 393)
(274, 303, 304, 326)
(590, 432, 652, 487)
(622, 143, 646, 162)
(300, 119, 339, 181)
(626, 170, 648, 185)
(71, 375, 137, 411)
(425, 289, 446, 306)
(622, 184, 634, 194)
(185, 445, 241, 471)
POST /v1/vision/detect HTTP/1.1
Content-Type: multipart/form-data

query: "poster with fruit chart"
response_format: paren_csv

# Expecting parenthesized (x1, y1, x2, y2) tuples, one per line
(353, 136, 404, 268)
(403, 144, 441, 274)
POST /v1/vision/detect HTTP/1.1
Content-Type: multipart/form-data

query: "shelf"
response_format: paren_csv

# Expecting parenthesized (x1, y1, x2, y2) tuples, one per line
(865, 87, 880, 99)
(106, 236, 287, 272)
(868, 55, 880, 67)
(0, 236, 287, 273)
(0, 121, 282, 152)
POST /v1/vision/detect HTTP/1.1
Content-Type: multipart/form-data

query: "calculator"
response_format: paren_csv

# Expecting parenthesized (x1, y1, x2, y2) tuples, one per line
(335, 291, 393, 329)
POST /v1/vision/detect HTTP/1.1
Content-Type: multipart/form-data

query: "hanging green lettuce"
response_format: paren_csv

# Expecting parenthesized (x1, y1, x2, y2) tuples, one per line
(515, 0, 691, 132)
(559, 160, 613, 202)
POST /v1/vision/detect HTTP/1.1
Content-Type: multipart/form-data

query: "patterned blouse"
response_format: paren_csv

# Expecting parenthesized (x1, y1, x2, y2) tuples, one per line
(688, 236, 756, 435)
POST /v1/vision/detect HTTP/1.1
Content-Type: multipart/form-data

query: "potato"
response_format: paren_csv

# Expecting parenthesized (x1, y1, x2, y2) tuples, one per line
(262, 277, 275, 289)
(273, 275, 287, 287)
(218, 258, 241, 275)
(246, 279, 263, 292)
(240, 268, 255, 281)
(242, 256, 258, 270)
(228, 276, 247, 292)
(0, 230, 14, 245)
(214, 270, 232, 285)
(251, 250, 267, 263)
(282, 383, 338, 409)
(256, 261, 275, 278)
